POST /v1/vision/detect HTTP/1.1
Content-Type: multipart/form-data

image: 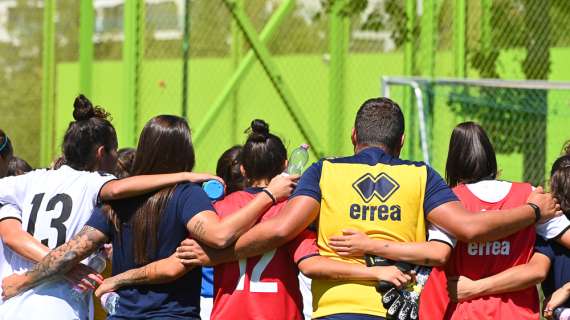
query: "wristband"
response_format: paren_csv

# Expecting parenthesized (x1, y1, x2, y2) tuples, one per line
(527, 203, 541, 223)
(262, 188, 277, 205)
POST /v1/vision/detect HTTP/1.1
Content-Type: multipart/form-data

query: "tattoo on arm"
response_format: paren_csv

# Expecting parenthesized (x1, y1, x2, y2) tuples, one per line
(191, 220, 206, 241)
(22, 226, 107, 291)
(111, 258, 189, 288)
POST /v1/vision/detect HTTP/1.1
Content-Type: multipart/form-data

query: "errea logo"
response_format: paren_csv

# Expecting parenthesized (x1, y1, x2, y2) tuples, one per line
(352, 173, 400, 203)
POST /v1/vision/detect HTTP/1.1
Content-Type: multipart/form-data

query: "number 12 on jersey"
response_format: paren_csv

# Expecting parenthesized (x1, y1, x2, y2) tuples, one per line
(235, 249, 278, 293)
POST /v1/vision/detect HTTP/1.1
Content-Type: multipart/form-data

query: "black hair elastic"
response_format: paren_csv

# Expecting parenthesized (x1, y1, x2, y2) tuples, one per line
(527, 203, 541, 223)
(262, 188, 276, 205)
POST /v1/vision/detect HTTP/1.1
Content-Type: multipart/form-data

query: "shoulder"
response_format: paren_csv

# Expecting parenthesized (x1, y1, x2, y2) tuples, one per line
(214, 191, 252, 216)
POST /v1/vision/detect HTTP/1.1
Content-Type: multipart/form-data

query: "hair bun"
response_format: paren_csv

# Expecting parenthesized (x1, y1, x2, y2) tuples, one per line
(73, 94, 95, 121)
(248, 119, 270, 142)
(251, 119, 269, 135)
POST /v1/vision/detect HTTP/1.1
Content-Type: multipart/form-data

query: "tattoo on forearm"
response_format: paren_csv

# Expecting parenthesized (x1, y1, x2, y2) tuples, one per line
(113, 259, 184, 287)
(22, 226, 106, 291)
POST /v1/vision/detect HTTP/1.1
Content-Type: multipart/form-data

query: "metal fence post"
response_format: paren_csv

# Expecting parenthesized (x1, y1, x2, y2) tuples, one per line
(40, 0, 56, 166)
(79, 0, 94, 97)
(480, 0, 492, 52)
(329, 0, 349, 155)
(404, 0, 416, 160)
(230, 0, 245, 144)
(123, 0, 144, 146)
(182, 0, 191, 119)
(420, 0, 435, 77)
(454, 0, 466, 78)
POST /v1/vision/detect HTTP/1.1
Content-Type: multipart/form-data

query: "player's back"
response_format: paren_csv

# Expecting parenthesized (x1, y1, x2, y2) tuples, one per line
(0, 165, 115, 320)
(211, 189, 311, 320)
(420, 181, 538, 320)
(0, 165, 114, 272)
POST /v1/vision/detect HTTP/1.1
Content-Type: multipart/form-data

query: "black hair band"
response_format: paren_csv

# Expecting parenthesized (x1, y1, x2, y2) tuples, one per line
(527, 203, 541, 223)
(262, 188, 276, 205)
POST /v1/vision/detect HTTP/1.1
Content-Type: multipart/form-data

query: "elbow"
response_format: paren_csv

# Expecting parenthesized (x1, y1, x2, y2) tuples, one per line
(454, 224, 485, 243)
(533, 267, 548, 284)
(2, 233, 17, 250)
(208, 232, 236, 249)
(100, 184, 121, 201)
(432, 253, 450, 267)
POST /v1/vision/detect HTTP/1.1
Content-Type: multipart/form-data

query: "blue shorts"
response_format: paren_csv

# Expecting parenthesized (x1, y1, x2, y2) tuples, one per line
(316, 314, 386, 320)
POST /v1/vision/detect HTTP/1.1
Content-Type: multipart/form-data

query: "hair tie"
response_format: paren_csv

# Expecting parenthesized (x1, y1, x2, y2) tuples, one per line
(0, 136, 9, 153)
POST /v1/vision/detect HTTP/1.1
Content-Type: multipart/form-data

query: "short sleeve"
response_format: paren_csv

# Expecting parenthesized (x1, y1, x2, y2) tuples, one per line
(536, 215, 570, 240)
(424, 166, 458, 216)
(89, 172, 117, 205)
(427, 223, 457, 248)
(0, 171, 39, 208)
(86, 207, 114, 239)
(286, 229, 319, 264)
(0, 204, 22, 222)
(291, 160, 323, 202)
(534, 236, 555, 261)
(178, 183, 215, 225)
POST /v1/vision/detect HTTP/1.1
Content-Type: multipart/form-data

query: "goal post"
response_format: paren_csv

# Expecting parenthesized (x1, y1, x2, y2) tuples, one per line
(381, 77, 570, 185)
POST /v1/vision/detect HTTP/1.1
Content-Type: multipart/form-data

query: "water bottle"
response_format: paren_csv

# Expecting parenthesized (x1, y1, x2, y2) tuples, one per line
(202, 180, 225, 201)
(286, 144, 310, 175)
(554, 307, 570, 320)
(101, 292, 120, 315)
(70, 252, 107, 303)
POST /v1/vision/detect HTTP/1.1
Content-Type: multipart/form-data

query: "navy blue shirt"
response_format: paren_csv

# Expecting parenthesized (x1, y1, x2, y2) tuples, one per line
(87, 183, 214, 319)
(535, 235, 570, 307)
(292, 147, 457, 216)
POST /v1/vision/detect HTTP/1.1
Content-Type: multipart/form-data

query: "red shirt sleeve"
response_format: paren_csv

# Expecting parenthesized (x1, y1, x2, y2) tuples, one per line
(286, 229, 319, 264)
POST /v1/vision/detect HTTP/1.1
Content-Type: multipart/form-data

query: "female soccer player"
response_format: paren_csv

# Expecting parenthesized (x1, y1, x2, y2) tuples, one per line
(327, 122, 570, 320)
(1, 115, 299, 319)
(201, 145, 245, 320)
(6, 157, 32, 176)
(446, 154, 570, 320)
(0, 129, 13, 178)
(0, 97, 222, 320)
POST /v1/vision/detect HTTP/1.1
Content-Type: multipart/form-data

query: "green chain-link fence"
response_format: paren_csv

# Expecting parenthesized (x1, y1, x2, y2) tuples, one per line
(0, 0, 568, 178)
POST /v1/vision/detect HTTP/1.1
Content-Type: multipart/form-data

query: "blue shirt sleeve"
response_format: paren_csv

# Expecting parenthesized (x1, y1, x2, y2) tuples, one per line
(291, 159, 324, 202)
(177, 183, 215, 225)
(86, 207, 114, 240)
(424, 166, 458, 216)
(535, 235, 555, 261)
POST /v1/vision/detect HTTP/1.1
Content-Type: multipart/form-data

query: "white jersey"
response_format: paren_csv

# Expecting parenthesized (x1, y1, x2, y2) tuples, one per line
(467, 180, 570, 239)
(0, 204, 20, 301)
(0, 165, 115, 320)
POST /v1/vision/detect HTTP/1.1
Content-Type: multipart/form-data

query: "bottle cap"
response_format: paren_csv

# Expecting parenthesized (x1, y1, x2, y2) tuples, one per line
(301, 144, 309, 150)
(203, 180, 225, 201)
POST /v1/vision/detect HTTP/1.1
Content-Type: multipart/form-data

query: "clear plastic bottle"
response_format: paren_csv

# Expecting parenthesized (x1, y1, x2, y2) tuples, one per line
(286, 144, 310, 175)
(70, 252, 107, 304)
(101, 291, 120, 315)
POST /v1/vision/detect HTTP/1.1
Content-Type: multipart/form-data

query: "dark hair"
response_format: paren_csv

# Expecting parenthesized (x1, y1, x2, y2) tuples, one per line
(216, 145, 245, 194)
(107, 115, 195, 265)
(354, 97, 405, 154)
(242, 119, 287, 183)
(115, 148, 136, 179)
(551, 155, 570, 216)
(7, 156, 33, 176)
(445, 122, 498, 187)
(0, 129, 13, 161)
(62, 95, 118, 171)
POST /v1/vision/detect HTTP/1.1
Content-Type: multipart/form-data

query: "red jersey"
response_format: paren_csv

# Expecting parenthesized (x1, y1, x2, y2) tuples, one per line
(420, 182, 538, 320)
(211, 190, 319, 320)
